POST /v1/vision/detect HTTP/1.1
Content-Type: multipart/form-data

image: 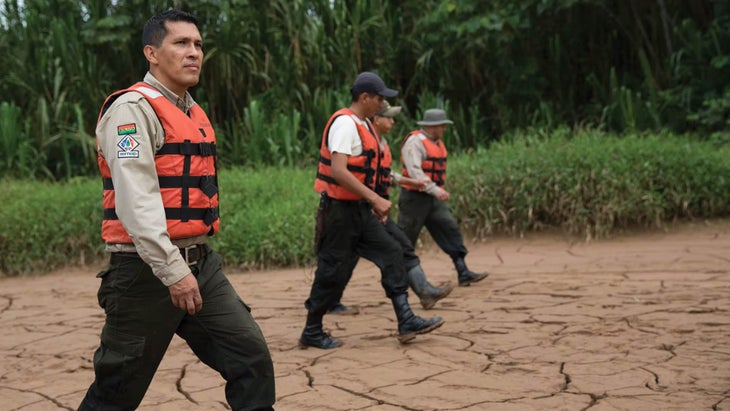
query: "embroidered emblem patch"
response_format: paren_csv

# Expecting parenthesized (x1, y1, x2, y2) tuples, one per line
(117, 123, 137, 135)
(117, 135, 140, 158)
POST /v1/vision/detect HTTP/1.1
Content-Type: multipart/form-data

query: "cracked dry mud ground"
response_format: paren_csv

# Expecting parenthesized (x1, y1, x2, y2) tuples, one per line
(2, 221, 730, 411)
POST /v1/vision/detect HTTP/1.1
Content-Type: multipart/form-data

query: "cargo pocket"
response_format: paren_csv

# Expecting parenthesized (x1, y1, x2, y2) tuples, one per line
(96, 267, 113, 309)
(94, 325, 146, 396)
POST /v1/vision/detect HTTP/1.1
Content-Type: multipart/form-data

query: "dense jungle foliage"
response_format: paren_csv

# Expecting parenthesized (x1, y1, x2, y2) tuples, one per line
(1, 0, 729, 180)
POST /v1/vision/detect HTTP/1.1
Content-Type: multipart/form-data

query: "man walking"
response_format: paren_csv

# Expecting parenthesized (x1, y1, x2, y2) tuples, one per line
(79, 10, 275, 410)
(302, 72, 444, 349)
(329, 102, 453, 314)
(398, 108, 489, 286)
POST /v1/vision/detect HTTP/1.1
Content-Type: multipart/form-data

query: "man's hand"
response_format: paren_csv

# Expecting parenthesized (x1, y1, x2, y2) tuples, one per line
(435, 188, 450, 202)
(168, 273, 203, 314)
(414, 178, 431, 191)
(371, 196, 392, 219)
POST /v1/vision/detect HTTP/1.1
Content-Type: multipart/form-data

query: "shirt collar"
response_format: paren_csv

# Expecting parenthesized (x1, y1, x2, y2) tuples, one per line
(143, 72, 195, 113)
(420, 128, 439, 142)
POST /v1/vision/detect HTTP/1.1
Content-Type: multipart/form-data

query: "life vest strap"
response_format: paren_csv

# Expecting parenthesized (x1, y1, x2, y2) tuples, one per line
(103, 176, 218, 198)
(103, 206, 219, 225)
(157, 141, 216, 156)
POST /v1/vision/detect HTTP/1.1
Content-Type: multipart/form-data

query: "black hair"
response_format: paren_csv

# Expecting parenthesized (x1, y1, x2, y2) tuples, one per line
(142, 9, 198, 48)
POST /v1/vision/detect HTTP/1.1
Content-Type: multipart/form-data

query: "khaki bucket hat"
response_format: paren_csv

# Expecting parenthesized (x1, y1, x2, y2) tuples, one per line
(376, 101, 402, 118)
(416, 109, 454, 126)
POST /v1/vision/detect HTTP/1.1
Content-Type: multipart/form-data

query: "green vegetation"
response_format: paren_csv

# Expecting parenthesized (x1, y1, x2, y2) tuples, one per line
(452, 128, 730, 239)
(0, 177, 103, 275)
(1, 1, 729, 179)
(2, 1, 729, 276)
(3, 129, 729, 277)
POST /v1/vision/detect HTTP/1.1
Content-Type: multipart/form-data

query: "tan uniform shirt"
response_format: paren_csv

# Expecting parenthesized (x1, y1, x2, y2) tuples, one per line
(400, 130, 448, 197)
(96, 72, 207, 286)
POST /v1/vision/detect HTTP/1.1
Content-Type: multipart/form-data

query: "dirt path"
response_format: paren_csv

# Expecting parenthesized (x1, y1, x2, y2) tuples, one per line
(1, 222, 730, 410)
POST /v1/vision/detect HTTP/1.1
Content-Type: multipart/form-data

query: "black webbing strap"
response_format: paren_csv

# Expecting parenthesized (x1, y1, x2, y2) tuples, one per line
(103, 175, 217, 198)
(425, 156, 447, 166)
(156, 141, 216, 156)
(180, 140, 192, 221)
(318, 156, 369, 173)
(103, 206, 219, 225)
(316, 172, 337, 185)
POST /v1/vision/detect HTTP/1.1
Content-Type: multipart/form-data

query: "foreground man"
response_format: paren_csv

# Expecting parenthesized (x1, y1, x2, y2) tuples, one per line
(398, 109, 489, 286)
(303, 72, 444, 349)
(79, 10, 275, 410)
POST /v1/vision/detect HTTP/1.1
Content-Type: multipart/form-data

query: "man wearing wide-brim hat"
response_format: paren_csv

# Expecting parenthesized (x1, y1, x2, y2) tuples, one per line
(397, 108, 489, 286)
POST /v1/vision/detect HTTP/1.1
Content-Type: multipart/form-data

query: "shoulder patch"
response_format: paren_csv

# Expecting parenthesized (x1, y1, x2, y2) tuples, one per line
(117, 135, 140, 158)
(117, 123, 137, 135)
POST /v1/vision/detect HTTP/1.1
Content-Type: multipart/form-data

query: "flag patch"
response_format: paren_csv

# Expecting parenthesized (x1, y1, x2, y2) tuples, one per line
(117, 123, 137, 135)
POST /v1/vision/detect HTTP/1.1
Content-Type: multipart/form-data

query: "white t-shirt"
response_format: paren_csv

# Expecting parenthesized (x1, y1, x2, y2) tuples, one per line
(328, 114, 369, 156)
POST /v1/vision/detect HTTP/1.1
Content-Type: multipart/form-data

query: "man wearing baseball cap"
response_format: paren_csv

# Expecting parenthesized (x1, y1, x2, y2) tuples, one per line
(303, 73, 444, 349)
(329, 102, 454, 315)
(349, 71, 399, 98)
(398, 108, 489, 286)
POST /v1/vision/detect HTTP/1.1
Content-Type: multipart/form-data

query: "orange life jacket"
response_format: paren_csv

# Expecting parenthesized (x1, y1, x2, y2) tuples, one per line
(314, 108, 381, 200)
(374, 139, 393, 199)
(400, 130, 448, 190)
(98, 82, 219, 244)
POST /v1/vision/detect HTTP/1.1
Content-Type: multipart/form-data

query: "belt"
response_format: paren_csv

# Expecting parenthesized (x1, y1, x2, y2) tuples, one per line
(179, 244, 209, 265)
(112, 244, 209, 266)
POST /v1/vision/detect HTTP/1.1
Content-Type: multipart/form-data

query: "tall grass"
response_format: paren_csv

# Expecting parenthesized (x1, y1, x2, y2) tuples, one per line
(0, 177, 103, 275)
(451, 127, 730, 239)
(212, 167, 318, 269)
(2, 1, 728, 180)
(0, 102, 34, 175)
(3, 129, 730, 276)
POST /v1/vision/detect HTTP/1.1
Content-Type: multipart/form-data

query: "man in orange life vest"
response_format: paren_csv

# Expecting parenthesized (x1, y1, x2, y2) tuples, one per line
(79, 10, 275, 410)
(328, 102, 454, 315)
(303, 72, 444, 349)
(398, 109, 489, 286)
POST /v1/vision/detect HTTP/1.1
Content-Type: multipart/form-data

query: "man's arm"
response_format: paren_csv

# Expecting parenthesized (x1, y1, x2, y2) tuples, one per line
(392, 172, 430, 191)
(331, 152, 391, 218)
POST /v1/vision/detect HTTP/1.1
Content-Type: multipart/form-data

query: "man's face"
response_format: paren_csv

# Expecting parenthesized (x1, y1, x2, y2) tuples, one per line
(363, 93, 385, 118)
(426, 124, 447, 140)
(373, 115, 395, 136)
(146, 21, 203, 96)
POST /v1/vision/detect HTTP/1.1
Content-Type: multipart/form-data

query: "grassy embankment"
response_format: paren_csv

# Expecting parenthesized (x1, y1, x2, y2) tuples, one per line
(2, 128, 729, 277)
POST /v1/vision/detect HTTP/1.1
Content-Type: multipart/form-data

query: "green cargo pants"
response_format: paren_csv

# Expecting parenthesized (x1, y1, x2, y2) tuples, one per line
(397, 188, 468, 260)
(79, 247, 275, 411)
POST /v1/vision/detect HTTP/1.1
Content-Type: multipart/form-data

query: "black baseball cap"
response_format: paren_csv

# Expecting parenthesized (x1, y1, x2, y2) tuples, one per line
(351, 71, 398, 98)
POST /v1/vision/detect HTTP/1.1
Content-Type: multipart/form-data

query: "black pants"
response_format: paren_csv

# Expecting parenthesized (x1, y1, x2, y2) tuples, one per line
(340, 216, 421, 288)
(305, 200, 408, 315)
(397, 188, 468, 260)
(79, 249, 276, 411)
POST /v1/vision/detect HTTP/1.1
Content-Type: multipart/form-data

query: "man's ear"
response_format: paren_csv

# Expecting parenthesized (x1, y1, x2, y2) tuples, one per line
(143, 45, 158, 65)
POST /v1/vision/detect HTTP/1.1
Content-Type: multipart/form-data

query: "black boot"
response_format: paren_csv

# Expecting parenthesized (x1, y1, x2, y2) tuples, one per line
(407, 265, 454, 309)
(299, 312, 342, 349)
(328, 301, 360, 315)
(391, 293, 444, 343)
(454, 257, 489, 286)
